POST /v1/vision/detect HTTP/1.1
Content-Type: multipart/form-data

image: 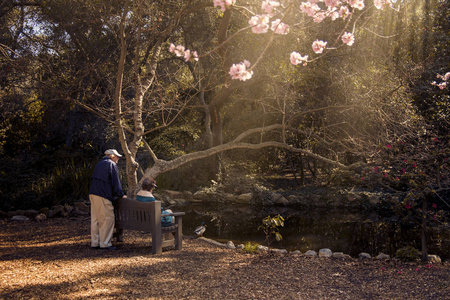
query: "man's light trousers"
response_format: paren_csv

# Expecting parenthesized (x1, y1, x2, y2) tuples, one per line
(89, 194, 114, 248)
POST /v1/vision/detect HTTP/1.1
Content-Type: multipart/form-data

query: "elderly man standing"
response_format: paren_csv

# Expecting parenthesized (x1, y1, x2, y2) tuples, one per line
(89, 149, 125, 250)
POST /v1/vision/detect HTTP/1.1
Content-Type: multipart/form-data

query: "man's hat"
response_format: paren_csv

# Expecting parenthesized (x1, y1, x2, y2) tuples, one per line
(104, 149, 123, 157)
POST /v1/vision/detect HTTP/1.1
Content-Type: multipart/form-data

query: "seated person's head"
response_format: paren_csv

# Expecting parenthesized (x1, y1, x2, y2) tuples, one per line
(141, 177, 157, 191)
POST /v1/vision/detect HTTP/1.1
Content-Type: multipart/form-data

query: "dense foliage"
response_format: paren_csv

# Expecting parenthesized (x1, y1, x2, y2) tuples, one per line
(0, 1, 449, 219)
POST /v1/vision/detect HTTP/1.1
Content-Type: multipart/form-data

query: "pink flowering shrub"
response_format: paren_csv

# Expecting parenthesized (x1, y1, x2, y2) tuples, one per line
(431, 72, 450, 89)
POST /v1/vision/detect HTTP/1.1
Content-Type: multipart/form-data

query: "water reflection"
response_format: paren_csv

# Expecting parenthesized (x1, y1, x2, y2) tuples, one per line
(171, 202, 449, 259)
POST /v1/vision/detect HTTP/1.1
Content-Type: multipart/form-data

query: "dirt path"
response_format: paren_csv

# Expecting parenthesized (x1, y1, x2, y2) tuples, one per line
(1, 218, 449, 299)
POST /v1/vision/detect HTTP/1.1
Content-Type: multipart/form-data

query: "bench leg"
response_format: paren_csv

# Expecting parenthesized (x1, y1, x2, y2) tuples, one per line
(113, 228, 124, 242)
(174, 218, 182, 251)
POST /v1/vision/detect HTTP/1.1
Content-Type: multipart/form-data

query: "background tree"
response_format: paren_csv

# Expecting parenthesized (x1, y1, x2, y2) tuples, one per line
(0, 0, 448, 216)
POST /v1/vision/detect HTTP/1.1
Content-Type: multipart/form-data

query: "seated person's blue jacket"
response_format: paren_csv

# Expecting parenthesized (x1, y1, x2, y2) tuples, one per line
(89, 157, 124, 202)
(136, 191, 174, 227)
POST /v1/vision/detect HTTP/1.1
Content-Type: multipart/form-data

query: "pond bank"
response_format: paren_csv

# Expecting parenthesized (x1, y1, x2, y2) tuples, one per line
(1, 217, 449, 299)
(2, 187, 449, 261)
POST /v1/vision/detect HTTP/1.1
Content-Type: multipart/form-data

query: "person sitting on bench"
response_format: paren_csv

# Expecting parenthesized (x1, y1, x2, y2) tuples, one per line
(136, 177, 174, 226)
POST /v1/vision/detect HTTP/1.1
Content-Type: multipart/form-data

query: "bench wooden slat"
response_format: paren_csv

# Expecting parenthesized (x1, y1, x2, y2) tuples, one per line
(114, 198, 185, 254)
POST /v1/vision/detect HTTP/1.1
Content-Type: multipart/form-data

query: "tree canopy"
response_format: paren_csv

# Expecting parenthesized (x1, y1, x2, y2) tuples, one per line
(0, 0, 449, 212)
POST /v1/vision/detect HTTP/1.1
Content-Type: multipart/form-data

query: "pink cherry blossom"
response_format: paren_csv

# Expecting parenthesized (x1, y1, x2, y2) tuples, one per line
(229, 60, 253, 81)
(192, 51, 199, 61)
(312, 40, 327, 54)
(184, 50, 199, 62)
(347, 0, 365, 10)
(339, 6, 350, 18)
(329, 10, 340, 20)
(444, 72, 450, 81)
(313, 12, 327, 23)
(169, 44, 185, 57)
(271, 19, 290, 35)
(290, 52, 308, 66)
(431, 81, 448, 89)
(432, 71, 450, 89)
(262, 0, 280, 15)
(249, 15, 270, 34)
(169, 44, 199, 62)
(374, 0, 392, 10)
(184, 49, 191, 62)
(342, 32, 355, 46)
(324, 0, 341, 8)
(214, 0, 236, 11)
(300, 1, 320, 17)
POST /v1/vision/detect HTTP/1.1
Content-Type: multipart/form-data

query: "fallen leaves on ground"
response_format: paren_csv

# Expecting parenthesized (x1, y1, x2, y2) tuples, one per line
(0, 218, 449, 299)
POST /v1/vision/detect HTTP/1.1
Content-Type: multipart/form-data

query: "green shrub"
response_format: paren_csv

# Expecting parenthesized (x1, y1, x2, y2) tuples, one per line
(258, 214, 284, 246)
(32, 159, 94, 206)
(396, 246, 421, 262)
(242, 242, 259, 254)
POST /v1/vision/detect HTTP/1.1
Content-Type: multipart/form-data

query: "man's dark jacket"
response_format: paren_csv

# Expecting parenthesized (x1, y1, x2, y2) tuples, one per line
(89, 157, 124, 202)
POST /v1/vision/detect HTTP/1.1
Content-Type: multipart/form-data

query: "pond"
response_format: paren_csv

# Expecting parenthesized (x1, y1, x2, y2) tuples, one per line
(171, 201, 450, 260)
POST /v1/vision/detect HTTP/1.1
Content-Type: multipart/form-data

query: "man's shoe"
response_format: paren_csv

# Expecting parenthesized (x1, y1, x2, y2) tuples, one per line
(101, 246, 117, 250)
(91, 246, 100, 249)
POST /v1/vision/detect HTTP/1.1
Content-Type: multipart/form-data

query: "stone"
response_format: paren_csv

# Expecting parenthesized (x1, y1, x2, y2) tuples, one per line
(275, 197, 289, 205)
(305, 250, 317, 258)
(288, 195, 299, 203)
(200, 237, 227, 248)
(183, 191, 193, 199)
(319, 248, 333, 258)
(290, 250, 302, 256)
(73, 202, 90, 215)
(24, 210, 39, 218)
(332, 252, 351, 259)
(236, 193, 252, 203)
(64, 204, 74, 214)
(0, 210, 7, 219)
(11, 215, 29, 221)
(226, 241, 236, 249)
(257, 245, 269, 252)
(271, 193, 283, 202)
(376, 253, 390, 260)
(271, 248, 288, 255)
(236, 244, 244, 250)
(35, 213, 47, 222)
(428, 255, 441, 264)
(49, 205, 65, 218)
(166, 199, 178, 205)
(38, 207, 49, 216)
(193, 191, 207, 200)
(165, 190, 185, 200)
(223, 193, 237, 202)
(359, 252, 372, 260)
(8, 210, 25, 218)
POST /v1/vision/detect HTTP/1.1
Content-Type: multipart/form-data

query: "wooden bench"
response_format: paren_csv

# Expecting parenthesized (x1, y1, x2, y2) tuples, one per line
(114, 198, 185, 254)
